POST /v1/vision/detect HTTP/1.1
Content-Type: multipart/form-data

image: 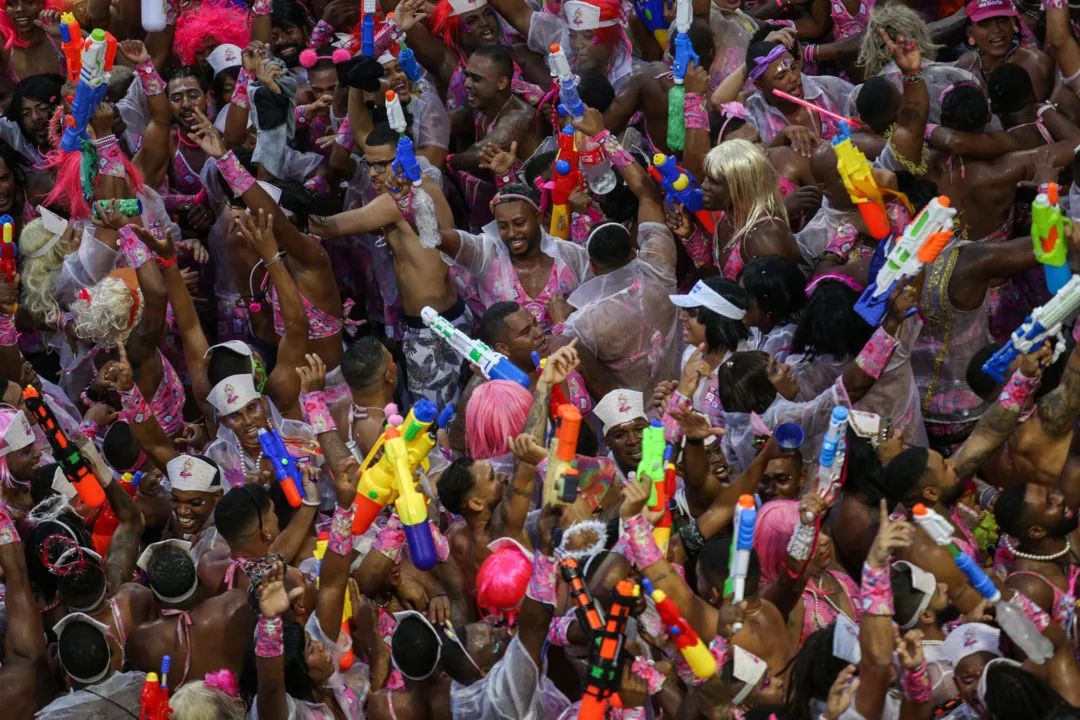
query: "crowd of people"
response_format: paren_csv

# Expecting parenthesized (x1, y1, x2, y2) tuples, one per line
(4, 0, 1080, 715)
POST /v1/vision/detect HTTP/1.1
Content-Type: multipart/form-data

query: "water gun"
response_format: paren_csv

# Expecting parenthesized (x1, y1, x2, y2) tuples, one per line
(631, 0, 667, 49)
(59, 14, 82, 83)
(560, 557, 605, 633)
(1032, 183, 1074, 295)
(385, 427, 438, 570)
(93, 198, 143, 221)
(351, 399, 442, 534)
(22, 386, 105, 508)
(257, 428, 304, 508)
(531, 351, 570, 416)
(548, 44, 584, 119)
(139, 656, 171, 720)
(544, 404, 582, 505)
(725, 495, 757, 633)
(855, 196, 955, 325)
(666, 0, 696, 151)
(649, 445, 674, 552)
(982, 273, 1080, 382)
(420, 306, 531, 388)
(0, 215, 14, 284)
(634, 419, 666, 491)
(386, 90, 421, 186)
(642, 576, 716, 678)
(806, 406, 849, 522)
(579, 580, 637, 720)
(832, 121, 890, 241)
(311, 534, 357, 671)
(398, 39, 423, 86)
(61, 28, 117, 153)
(361, 0, 376, 56)
(91, 471, 142, 555)
(648, 154, 715, 234)
(912, 504, 1053, 663)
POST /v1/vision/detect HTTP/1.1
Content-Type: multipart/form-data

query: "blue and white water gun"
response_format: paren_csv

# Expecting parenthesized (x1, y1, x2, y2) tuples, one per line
(61, 29, 117, 153)
(982, 273, 1080, 382)
(548, 43, 584, 119)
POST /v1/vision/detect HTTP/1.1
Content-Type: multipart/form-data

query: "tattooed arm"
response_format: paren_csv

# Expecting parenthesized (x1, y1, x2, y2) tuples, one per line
(448, 106, 534, 176)
(522, 340, 579, 444)
(498, 435, 547, 544)
(1036, 341, 1080, 437)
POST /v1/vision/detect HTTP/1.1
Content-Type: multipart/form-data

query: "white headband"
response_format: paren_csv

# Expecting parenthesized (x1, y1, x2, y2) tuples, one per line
(257, 181, 282, 205)
(138, 539, 199, 603)
(166, 454, 219, 493)
(29, 206, 69, 259)
(207, 373, 260, 416)
(448, 0, 487, 16)
(893, 561, 937, 629)
(0, 410, 35, 457)
(378, 51, 395, 65)
(55, 545, 108, 612)
(53, 612, 113, 684)
(668, 280, 747, 320)
(563, 0, 617, 28)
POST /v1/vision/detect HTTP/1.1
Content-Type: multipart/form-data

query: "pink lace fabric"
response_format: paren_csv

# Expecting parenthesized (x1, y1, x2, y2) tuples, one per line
(661, 390, 695, 444)
(224, 557, 252, 589)
(135, 58, 166, 96)
(900, 662, 932, 703)
(997, 369, 1039, 413)
(0, 501, 20, 544)
(824, 223, 859, 261)
(328, 505, 354, 555)
(216, 151, 255, 196)
(859, 562, 894, 615)
(801, 571, 860, 645)
(855, 327, 900, 380)
(0, 313, 18, 346)
(255, 615, 284, 657)
(251, 0, 271, 14)
(118, 226, 151, 269)
(685, 93, 708, 130)
(596, 130, 634, 170)
(161, 609, 195, 685)
(625, 514, 663, 569)
(301, 391, 336, 434)
(526, 553, 558, 605)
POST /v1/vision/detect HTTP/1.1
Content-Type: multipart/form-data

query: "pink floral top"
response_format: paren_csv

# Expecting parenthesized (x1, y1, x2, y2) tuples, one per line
(830, 0, 873, 39)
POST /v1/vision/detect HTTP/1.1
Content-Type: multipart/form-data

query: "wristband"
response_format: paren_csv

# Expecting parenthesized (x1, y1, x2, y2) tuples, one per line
(551, 322, 565, 336)
(803, 43, 817, 64)
(0, 313, 18, 346)
(156, 255, 177, 270)
(254, 615, 284, 657)
(231, 70, 253, 110)
(295, 105, 311, 126)
(119, 383, 151, 424)
(301, 390, 336, 434)
(679, 521, 706, 558)
(684, 93, 708, 131)
(786, 520, 816, 562)
(117, 226, 151, 269)
(594, 129, 635, 170)
(661, 391, 694, 444)
(216, 151, 256, 197)
(79, 419, 102, 440)
(337, 117, 353, 150)
(855, 326, 900, 380)
(624, 514, 664, 569)
(860, 561, 894, 616)
(901, 71, 924, 86)
(328, 504, 354, 555)
(676, 635, 729, 686)
(95, 134, 126, 178)
(998, 368, 1040, 413)
(373, 515, 405, 564)
(525, 552, 558, 606)
(900, 661, 932, 703)
(309, 19, 335, 49)
(304, 175, 330, 196)
(373, 18, 405, 57)
(631, 657, 668, 695)
(0, 501, 19, 544)
(134, 58, 166, 96)
(823, 223, 858, 264)
(923, 123, 939, 141)
(251, 0, 271, 14)
(302, 480, 320, 507)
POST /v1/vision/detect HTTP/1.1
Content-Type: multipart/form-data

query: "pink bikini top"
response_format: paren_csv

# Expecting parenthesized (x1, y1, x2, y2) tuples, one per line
(270, 286, 352, 341)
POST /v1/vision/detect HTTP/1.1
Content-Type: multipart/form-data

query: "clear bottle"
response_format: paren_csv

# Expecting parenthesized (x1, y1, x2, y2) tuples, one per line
(578, 133, 617, 195)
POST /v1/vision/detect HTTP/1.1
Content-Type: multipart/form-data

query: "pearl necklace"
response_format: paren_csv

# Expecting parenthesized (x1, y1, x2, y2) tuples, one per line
(807, 577, 853, 628)
(1002, 535, 1072, 562)
(241, 448, 264, 470)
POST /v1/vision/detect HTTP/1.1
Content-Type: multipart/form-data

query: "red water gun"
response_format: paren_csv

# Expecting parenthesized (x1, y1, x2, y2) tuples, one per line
(140, 656, 171, 720)
(531, 351, 570, 416)
(59, 13, 82, 83)
(550, 126, 584, 240)
(579, 580, 637, 720)
(649, 446, 675, 552)
(22, 386, 105, 508)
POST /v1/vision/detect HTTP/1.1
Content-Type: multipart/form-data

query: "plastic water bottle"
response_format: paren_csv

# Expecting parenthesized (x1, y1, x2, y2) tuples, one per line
(578, 134, 617, 195)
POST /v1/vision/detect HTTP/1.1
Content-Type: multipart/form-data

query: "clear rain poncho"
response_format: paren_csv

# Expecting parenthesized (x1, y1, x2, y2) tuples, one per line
(449, 635, 570, 720)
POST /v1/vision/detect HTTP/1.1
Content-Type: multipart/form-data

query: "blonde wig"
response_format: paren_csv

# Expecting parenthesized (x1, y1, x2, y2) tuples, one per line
(71, 270, 144, 348)
(703, 139, 788, 244)
(858, 4, 942, 77)
(18, 218, 73, 330)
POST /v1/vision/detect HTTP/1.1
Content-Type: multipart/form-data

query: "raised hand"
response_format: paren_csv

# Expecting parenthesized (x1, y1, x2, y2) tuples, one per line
(684, 61, 710, 96)
(1019, 340, 1054, 379)
(257, 561, 304, 617)
(570, 107, 606, 138)
(102, 344, 136, 393)
(392, 0, 431, 31)
(664, 202, 693, 239)
(509, 433, 548, 466)
(255, 55, 282, 94)
(119, 39, 150, 65)
(670, 409, 726, 442)
(186, 109, 227, 159)
(895, 627, 925, 670)
(867, 499, 914, 568)
(479, 140, 519, 175)
(823, 665, 860, 720)
(296, 353, 328, 395)
(539, 338, 580, 386)
(546, 293, 574, 324)
(236, 208, 278, 262)
(303, 94, 334, 121)
(130, 224, 176, 261)
(649, 379, 678, 414)
(679, 347, 711, 398)
(242, 41, 268, 72)
(879, 28, 922, 76)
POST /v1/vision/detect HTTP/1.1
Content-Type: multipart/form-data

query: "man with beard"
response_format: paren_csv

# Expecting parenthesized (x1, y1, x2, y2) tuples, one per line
(270, 0, 311, 79)
(446, 45, 541, 176)
(994, 482, 1080, 631)
(2, 73, 62, 164)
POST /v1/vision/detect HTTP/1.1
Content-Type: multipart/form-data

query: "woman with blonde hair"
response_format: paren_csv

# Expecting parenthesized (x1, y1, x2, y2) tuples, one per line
(170, 676, 245, 720)
(701, 139, 799, 281)
(17, 215, 79, 332)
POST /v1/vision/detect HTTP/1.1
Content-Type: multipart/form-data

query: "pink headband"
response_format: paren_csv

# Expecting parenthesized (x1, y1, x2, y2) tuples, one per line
(532, 176, 551, 213)
(718, 101, 751, 141)
(804, 271, 865, 298)
(489, 193, 541, 214)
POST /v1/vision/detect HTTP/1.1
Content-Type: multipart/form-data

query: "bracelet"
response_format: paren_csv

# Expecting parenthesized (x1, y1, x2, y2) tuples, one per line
(0, 312, 18, 347)
(79, 419, 102, 440)
(624, 514, 664, 569)
(295, 105, 310, 126)
(94, 134, 126, 179)
(679, 521, 706, 558)
(901, 71, 924, 86)
(526, 552, 558, 606)
(156, 255, 177, 270)
(117, 226, 151, 269)
(998, 368, 1040, 413)
(684, 93, 708, 131)
(263, 250, 286, 269)
(254, 615, 284, 657)
(301, 390, 336, 434)
(594, 129, 635, 170)
(1044, 0, 1067, 9)
(860, 561, 894, 616)
(216, 150, 256, 197)
(787, 520, 816, 561)
(900, 661, 932, 703)
(134, 58, 166, 97)
(119, 383, 151, 424)
(328, 504, 354, 555)
(803, 43, 817, 64)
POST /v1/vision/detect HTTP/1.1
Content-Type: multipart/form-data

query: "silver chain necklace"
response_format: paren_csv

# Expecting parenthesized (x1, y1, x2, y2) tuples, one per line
(1002, 535, 1072, 562)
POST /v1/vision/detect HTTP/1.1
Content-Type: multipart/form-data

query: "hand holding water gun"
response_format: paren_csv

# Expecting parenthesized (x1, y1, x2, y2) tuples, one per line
(648, 155, 716, 234)
(139, 656, 171, 720)
(807, 406, 849, 522)
(725, 495, 757, 633)
(579, 580, 638, 720)
(62, 28, 117, 153)
(386, 90, 420, 185)
(913, 503, 1053, 663)
(531, 351, 570, 415)
(649, 446, 675, 551)
(642, 577, 716, 678)
(22, 386, 105, 508)
(386, 427, 438, 570)
(1032, 183, 1074, 294)
(91, 471, 142, 554)
(560, 557, 605, 633)
(548, 44, 584, 119)
(982, 274, 1080, 382)
(631, 0, 667, 49)
(258, 428, 303, 508)
(632, 420, 666, 497)
(421, 306, 532, 388)
(666, 0, 697, 151)
(0, 215, 15, 284)
(59, 13, 82, 83)
(543, 404, 582, 505)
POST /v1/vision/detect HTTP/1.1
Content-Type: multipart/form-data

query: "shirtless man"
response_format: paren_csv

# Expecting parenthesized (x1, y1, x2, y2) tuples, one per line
(331, 337, 399, 461)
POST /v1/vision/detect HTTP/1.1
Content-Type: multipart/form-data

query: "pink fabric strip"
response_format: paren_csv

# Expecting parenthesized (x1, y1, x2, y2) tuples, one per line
(859, 562, 894, 615)
(254, 615, 284, 657)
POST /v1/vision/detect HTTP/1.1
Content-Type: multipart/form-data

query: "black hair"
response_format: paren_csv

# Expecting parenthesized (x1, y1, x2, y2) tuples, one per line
(855, 76, 900, 135)
(716, 350, 777, 414)
(494, 182, 541, 209)
(213, 65, 242, 103)
(206, 347, 254, 386)
(215, 482, 272, 545)
(983, 662, 1069, 720)
(271, 180, 340, 235)
(587, 222, 634, 271)
(7, 73, 64, 141)
(576, 70, 615, 113)
(341, 336, 387, 390)
(783, 626, 849, 720)
(57, 620, 111, 683)
(102, 422, 144, 473)
(697, 533, 761, 595)
(892, 562, 930, 628)
(993, 482, 1029, 540)
(577, 420, 600, 458)
(842, 428, 887, 505)
(240, 618, 320, 707)
(271, 0, 311, 31)
(673, 18, 717, 78)
(894, 171, 940, 214)
(53, 546, 107, 611)
(0, 138, 30, 184)
(745, 708, 790, 720)
(791, 281, 874, 359)
(522, 150, 557, 189)
(147, 545, 198, 601)
(392, 614, 441, 679)
(25, 514, 93, 603)
(167, 65, 211, 93)
(718, 115, 749, 141)
(470, 44, 514, 83)
(596, 159, 642, 224)
(941, 84, 990, 132)
(689, 277, 751, 354)
(740, 255, 806, 326)
(1044, 708, 1080, 720)
(438, 624, 482, 684)
(30, 462, 60, 507)
(883, 446, 930, 508)
(988, 61, 1034, 116)
(437, 457, 477, 515)
(478, 301, 523, 347)
(365, 121, 400, 150)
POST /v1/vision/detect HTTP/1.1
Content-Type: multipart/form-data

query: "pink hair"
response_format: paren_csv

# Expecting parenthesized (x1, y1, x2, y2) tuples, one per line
(42, 134, 145, 219)
(175, 0, 252, 66)
(0, 407, 27, 489)
(476, 544, 531, 625)
(0, 0, 63, 50)
(752, 499, 801, 586)
(465, 380, 532, 460)
(204, 669, 239, 697)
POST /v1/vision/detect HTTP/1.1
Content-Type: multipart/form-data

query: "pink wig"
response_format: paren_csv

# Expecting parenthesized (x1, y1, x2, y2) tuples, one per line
(465, 380, 532, 460)
(0, 0, 63, 50)
(752, 499, 801, 585)
(476, 544, 531, 625)
(0, 408, 27, 489)
(175, 0, 251, 66)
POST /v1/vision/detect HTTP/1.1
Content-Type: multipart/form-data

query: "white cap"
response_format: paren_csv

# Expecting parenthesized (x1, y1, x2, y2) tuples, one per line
(137, 539, 193, 571)
(203, 339, 254, 359)
(448, 0, 487, 17)
(378, 51, 395, 65)
(487, 536, 533, 560)
(29, 206, 69, 259)
(563, 0, 617, 29)
(0, 410, 35, 458)
(893, 561, 937, 629)
(207, 44, 243, 77)
(166, 454, 220, 493)
(669, 280, 747, 320)
(594, 389, 645, 436)
(207, 373, 260, 416)
(53, 612, 113, 684)
(943, 623, 1001, 666)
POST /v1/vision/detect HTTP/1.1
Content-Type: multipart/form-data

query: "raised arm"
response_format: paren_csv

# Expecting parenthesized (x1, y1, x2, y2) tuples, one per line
(1046, 1, 1080, 87)
(485, 0, 534, 40)
(877, 29, 928, 170)
(681, 63, 713, 183)
(838, 285, 915, 404)
(254, 562, 299, 720)
(315, 442, 360, 643)
(501, 435, 546, 544)
(1036, 338, 1080, 437)
(0, 525, 51, 713)
(448, 106, 534, 176)
(385, 0, 459, 91)
(313, 192, 404, 239)
(82, 427, 146, 589)
(104, 343, 181, 469)
(122, 41, 172, 189)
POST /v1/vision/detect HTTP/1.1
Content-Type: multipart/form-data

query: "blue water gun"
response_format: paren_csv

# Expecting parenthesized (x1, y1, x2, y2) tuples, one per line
(258, 428, 304, 508)
(385, 89, 421, 186)
(670, 0, 696, 82)
(399, 42, 422, 84)
(61, 29, 116, 153)
(548, 43, 584, 119)
(648, 155, 715, 233)
(982, 274, 1080, 382)
(631, 0, 668, 49)
(361, 0, 376, 56)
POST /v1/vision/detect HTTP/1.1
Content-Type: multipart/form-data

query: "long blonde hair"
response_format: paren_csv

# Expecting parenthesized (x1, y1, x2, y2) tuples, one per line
(858, 4, 941, 77)
(703, 139, 788, 244)
(18, 218, 74, 330)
